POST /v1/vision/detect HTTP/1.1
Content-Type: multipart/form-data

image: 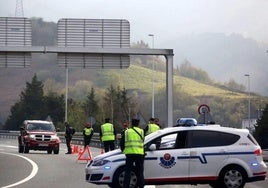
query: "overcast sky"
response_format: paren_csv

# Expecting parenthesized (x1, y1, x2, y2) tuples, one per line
(1, 0, 268, 47)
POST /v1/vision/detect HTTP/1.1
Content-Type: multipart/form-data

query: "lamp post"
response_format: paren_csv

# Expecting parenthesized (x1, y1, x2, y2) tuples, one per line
(244, 74, 250, 128)
(65, 68, 69, 122)
(148, 34, 155, 118)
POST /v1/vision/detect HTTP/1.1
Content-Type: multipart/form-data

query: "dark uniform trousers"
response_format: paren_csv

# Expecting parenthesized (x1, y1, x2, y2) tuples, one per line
(103, 140, 115, 152)
(123, 154, 144, 188)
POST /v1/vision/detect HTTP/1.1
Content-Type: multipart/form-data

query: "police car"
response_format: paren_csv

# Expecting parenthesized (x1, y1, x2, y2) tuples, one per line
(85, 124, 267, 188)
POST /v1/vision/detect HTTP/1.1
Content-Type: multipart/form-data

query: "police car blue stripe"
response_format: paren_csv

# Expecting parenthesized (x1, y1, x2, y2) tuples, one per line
(177, 151, 255, 164)
(112, 158, 126, 162)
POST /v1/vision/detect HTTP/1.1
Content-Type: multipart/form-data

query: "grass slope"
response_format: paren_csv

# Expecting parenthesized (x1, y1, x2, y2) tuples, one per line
(98, 64, 247, 99)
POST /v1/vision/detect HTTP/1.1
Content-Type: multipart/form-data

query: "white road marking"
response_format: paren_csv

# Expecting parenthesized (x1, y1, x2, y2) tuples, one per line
(0, 144, 17, 148)
(0, 152, 39, 188)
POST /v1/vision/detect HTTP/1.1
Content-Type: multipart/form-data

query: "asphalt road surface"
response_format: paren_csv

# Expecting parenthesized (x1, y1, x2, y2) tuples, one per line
(0, 138, 267, 188)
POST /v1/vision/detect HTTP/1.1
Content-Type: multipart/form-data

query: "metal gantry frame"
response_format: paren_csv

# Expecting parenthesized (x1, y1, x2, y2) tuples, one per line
(0, 46, 174, 126)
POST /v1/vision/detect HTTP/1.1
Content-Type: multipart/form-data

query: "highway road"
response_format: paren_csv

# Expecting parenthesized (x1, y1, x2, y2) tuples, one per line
(0, 138, 267, 188)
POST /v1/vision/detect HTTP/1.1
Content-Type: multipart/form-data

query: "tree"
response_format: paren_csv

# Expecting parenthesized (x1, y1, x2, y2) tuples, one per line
(83, 87, 100, 120)
(4, 74, 45, 130)
(177, 60, 212, 83)
(22, 74, 45, 119)
(254, 104, 268, 148)
(4, 75, 65, 130)
(44, 91, 65, 125)
(103, 85, 117, 122)
(225, 79, 246, 92)
(67, 99, 86, 132)
(102, 85, 135, 131)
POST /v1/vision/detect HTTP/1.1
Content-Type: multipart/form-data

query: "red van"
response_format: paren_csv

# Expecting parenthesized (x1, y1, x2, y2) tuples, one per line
(18, 120, 60, 154)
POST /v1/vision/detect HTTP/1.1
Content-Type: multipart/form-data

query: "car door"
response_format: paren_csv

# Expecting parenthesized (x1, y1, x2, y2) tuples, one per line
(144, 131, 190, 184)
(188, 130, 231, 179)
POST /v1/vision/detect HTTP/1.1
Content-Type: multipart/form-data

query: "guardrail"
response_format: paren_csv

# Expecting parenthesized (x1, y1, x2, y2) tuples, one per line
(0, 130, 104, 148)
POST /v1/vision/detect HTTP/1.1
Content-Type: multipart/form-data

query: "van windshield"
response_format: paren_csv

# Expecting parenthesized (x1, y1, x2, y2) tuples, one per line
(27, 122, 55, 131)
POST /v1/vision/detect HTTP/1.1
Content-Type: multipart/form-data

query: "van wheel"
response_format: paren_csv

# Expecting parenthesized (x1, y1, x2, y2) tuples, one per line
(112, 166, 138, 188)
(47, 149, 53, 154)
(53, 149, 59, 154)
(218, 165, 246, 188)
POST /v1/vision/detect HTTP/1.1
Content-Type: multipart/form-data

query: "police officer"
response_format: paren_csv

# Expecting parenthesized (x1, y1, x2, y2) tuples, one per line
(154, 117, 162, 128)
(121, 120, 128, 137)
(83, 122, 94, 148)
(144, 117, 160, 136)
(121, 118, 145, 188)
(64, 121, 73, 154)
(100, 118, 116, 152)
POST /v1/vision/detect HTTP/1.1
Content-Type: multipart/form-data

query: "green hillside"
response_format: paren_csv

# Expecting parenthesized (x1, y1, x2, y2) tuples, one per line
(96, 64, 247, 99)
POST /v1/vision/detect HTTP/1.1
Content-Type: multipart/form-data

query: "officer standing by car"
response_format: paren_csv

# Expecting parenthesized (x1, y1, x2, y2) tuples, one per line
(120, 118, 145, 188)
(64, 121, 74, 154)
(100, 118, 116, 152)
(144, 117, 160, 136)
(83, 122, 94, 148)
(154, 117, 162, 128)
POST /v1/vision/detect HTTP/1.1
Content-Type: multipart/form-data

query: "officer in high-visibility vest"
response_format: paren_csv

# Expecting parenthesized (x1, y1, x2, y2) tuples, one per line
(144, 117, 160, 136)
(83, 122, 94, 148)
(120, 118, 145, 188)
(100, 118, 116, 152)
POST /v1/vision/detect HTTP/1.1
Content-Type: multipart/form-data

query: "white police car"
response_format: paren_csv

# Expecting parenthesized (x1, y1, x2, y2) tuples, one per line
(85, 125, 267, 188)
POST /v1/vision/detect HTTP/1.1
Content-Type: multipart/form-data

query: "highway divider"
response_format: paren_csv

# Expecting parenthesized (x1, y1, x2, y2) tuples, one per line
(0, 130, 105, 148)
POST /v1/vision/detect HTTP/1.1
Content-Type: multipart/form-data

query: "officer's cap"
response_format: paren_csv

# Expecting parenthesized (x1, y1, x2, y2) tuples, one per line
(132, 118, 140, 126)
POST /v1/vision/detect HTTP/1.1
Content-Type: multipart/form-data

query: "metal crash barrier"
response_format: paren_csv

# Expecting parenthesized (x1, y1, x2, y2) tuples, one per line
(0, 130, 104, 148)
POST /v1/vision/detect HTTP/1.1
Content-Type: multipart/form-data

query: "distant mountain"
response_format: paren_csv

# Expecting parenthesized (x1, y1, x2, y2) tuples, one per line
(165, 33, 268, 95)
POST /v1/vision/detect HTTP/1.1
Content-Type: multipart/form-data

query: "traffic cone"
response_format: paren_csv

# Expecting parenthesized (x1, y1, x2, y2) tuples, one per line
(78, 146, 84, 155)
(71, 145, 75, 154)
(73, 145, 78, 154)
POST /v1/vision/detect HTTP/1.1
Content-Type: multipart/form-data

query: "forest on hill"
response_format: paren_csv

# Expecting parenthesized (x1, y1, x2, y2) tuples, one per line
(0, 18, 268, 130)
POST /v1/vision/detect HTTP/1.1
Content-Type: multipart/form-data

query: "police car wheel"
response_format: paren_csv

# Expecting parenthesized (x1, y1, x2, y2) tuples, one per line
(219, 165, 246, 188)
(112, 166, 138, 188)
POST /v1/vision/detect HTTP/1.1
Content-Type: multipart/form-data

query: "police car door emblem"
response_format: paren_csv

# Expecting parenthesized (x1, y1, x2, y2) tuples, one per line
(159, 153, 176, 169)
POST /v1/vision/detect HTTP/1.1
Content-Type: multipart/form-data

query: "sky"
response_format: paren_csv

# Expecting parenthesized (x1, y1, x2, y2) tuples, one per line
(1, 0, 268, 48)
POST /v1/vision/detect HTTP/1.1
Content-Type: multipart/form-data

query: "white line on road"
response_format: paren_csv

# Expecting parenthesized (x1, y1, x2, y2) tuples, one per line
(0, 152, 38, 188)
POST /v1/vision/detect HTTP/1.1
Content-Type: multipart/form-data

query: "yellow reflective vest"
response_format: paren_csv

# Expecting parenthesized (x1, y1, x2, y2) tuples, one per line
(101, 123, 115, 141)
(123, 127, 144, 155)
(146, 123, 160, 135)
(84, 127, 93, 136)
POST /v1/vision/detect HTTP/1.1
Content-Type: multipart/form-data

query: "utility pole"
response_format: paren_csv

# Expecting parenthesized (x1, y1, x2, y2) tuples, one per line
(65, 68, 68, 122)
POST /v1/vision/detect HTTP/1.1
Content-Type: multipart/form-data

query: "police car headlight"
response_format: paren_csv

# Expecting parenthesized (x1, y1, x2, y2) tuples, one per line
(92, 159, 110, 166)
